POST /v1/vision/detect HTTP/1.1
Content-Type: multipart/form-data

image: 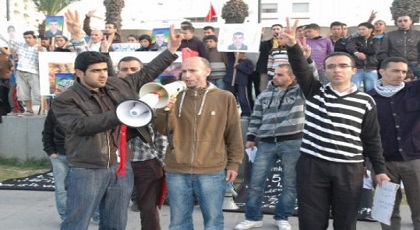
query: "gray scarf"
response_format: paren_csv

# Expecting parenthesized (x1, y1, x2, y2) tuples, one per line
(374, 79, 405, 97)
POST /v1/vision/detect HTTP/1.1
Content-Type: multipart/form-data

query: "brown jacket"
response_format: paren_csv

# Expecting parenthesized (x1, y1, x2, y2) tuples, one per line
(155, 84, 244, 174)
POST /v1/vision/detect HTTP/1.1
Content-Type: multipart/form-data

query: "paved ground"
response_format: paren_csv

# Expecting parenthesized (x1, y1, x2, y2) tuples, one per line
(0, 190, 414, 230)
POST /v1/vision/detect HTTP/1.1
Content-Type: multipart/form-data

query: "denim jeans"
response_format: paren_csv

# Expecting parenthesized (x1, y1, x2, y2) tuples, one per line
(208, 79, 225, 90)
(50, 154, 69, 221)
(60, 162, 133, 230)
(245, 139, 302, 221)
(166, 171, 226, 230)
(351, 70, 378, 92)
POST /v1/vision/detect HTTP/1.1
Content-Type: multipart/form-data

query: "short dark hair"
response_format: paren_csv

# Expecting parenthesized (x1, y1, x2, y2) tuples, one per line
(160, 75, 178, 85)
(138, 34, 152, 43)
(203, 35, 218, 42)
(233, 31, 244, 37)
(105, 22, 117, 29)
(181, 25, 195, 32)
(358, 22, 374, 31)
(323, 52, 356, 69)
(330, 21, 343, 28)
(181, 21, 193, 27)
(127, 34, 139, 41)
(271, 24, 283, 29)
(203, 26, 215, 32)
(117, 56, 143, 69)
(380, 57, 408, 69)
(74, 51, 110, 73)
(23, 31, 37, 38)
(305, 23, 320, 30)
(7, 25, 15, 32)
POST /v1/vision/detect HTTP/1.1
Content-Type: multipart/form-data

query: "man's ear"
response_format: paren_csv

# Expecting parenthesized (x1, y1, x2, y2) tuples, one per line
(379, 69, 385, 76)
(75, 69, 83, 78)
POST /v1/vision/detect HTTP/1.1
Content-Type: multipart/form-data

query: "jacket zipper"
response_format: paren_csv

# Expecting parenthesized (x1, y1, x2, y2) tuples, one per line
(190, 90, 198, 173)
(107, 130, 110, 168)
(403, 31, 407, 59)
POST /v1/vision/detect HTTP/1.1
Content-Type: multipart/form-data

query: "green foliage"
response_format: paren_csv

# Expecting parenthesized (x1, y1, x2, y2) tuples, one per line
(33, 0, 73, 15)
(221, 0, 249, 24)
(0, 156, 51, 169)
(390, 0, 420, 24)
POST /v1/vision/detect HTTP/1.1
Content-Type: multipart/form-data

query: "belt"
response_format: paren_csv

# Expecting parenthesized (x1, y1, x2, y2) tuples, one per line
(259, 132, 303, 143)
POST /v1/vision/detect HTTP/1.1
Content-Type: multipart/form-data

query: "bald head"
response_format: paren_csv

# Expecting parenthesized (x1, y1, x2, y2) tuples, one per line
(181, 57, 211, 89)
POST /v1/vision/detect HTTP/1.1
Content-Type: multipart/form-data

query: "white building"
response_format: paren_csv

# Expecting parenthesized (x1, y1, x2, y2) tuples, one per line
(0, 0, 398, 32)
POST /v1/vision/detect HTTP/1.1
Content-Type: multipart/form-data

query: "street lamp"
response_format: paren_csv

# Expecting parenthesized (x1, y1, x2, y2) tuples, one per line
(6, 0, 10, 21)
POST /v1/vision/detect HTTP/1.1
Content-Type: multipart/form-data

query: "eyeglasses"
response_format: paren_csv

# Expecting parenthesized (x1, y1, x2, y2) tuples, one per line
(326, 64, 354, 70)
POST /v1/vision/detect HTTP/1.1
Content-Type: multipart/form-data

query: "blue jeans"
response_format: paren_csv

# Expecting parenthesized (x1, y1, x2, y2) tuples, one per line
(351, 70, 378, 92)
(60, 162, 133, 230)
(50, 154, 69, 221)
(208, 79, 225, 89)
(245, 139, 302, 221)
(166, 171, 226, 230)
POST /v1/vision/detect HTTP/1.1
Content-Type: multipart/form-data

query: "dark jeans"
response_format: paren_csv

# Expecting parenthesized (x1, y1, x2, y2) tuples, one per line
(296, 154, 364, 230)
(132, 158, 164, 230)
(224, 83, 252, 117)
(247, 71, 261, 109)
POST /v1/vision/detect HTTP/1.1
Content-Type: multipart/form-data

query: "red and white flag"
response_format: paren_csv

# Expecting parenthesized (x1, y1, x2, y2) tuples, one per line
(205, 3, 216, 22)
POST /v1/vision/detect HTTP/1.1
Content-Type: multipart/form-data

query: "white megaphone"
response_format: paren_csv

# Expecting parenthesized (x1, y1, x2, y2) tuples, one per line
(116, 81, 186, 127)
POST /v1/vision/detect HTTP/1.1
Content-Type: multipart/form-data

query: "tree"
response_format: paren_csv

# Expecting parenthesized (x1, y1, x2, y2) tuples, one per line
(104, 0, 125, 33)
(221, 0, 249, 24)
(33, 0, 78, 36)
(390, 0, 420, 24)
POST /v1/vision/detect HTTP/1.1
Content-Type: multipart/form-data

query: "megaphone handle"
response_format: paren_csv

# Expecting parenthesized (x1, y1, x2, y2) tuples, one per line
(165, 111, 174, 149)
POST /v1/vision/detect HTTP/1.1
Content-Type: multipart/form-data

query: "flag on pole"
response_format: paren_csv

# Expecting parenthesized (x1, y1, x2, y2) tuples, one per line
(205, 3, 216, 22)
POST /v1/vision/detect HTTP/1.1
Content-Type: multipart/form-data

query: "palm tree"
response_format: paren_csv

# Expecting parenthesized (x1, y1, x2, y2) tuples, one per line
(104, 0, 125, 33)
(390, 0, 420, 24)
(33, 0, 79, 36)
(221, 0, 249, 24)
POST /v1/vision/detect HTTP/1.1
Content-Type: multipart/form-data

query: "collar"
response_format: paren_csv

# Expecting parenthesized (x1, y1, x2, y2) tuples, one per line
(326, 83, 358, 96)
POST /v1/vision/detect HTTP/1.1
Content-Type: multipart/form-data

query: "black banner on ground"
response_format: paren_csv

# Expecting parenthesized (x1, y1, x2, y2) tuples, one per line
(230, 158, 375, 221)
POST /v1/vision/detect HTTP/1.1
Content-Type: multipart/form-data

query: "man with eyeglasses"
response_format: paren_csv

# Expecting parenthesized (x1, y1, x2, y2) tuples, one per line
(379, 15, 420, 78)
(281, 18, 390, 230)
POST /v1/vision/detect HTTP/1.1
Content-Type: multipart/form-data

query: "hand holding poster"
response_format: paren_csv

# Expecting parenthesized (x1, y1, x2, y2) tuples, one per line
(371, 181, 400, 225)
(217, 24, 262, 53)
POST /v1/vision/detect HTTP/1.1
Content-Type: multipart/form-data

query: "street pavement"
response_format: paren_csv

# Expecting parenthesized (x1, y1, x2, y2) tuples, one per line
(0, 190, 414, 230)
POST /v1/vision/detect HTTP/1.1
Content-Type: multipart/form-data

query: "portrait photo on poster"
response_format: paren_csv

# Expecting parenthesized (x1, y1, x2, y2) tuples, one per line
(151, 28, 170, 51)
(44, 15, 64, 38)
(217, 24, 262, 53)
(39, 52, 77, 96)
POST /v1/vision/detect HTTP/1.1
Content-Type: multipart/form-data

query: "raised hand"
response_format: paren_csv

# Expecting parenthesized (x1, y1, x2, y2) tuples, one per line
(100, 33, 114, 53)
(281, 17, 299, 47)
(64, 10, 83, 39)
(86, 9, 96, 17)
(167, 24, 183, 54)
(299, 38, 312, 59)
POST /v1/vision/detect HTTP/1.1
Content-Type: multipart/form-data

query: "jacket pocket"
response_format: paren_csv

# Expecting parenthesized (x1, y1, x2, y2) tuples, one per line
(404, 97, 420, 113)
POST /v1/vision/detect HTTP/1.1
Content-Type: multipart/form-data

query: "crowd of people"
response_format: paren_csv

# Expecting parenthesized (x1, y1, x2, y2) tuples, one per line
(0, 7, 419, 230)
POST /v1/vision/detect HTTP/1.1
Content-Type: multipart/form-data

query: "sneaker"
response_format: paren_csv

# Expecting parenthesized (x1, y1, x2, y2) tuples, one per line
(276, 220, 291, 230)
(234, 220, 263, 229)
(91, 217, 99, 225)
(23, 110, 34, 116)
(130, 202, 140, 212)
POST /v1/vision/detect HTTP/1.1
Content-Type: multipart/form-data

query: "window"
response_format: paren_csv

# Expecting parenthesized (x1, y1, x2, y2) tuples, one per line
(292, 3, 309, 13)
(261, 3, 277, 13)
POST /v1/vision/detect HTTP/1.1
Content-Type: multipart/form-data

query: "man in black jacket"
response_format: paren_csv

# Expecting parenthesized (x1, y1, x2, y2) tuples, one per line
(52, 10, 182, 230)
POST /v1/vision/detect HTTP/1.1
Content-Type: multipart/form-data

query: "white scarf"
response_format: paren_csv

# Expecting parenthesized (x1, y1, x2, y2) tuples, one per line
(374, 79, 405, 97)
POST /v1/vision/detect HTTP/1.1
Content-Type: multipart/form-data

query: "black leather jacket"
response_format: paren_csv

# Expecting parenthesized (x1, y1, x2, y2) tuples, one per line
(346, 35, 380, 69)
(52, 50, 178, 168)
(378, 29, 420, 63)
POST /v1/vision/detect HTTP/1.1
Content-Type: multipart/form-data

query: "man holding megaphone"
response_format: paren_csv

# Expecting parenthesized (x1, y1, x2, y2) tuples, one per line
(154, 57, 244, 230)
(52, 10, 182, 230)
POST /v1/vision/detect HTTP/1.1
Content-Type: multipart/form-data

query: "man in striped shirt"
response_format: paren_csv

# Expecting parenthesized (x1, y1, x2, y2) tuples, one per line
(282, 19, 390, 230)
